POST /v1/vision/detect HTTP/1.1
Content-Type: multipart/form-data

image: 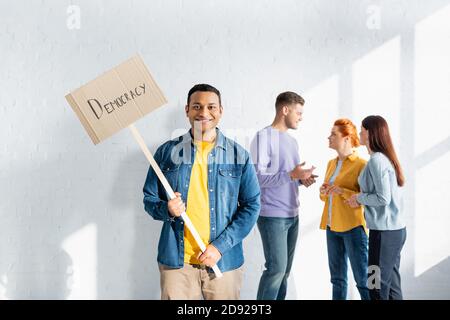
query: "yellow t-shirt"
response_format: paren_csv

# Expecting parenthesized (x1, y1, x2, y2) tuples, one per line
(184, 140, 214, 264)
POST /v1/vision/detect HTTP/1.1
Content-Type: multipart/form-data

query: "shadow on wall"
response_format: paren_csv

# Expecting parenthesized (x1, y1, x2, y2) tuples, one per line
(0, 158, 82, 299)
(0, 246, 73, 300)
(0, 111, 167, 299)
(107, 149, 162, 299)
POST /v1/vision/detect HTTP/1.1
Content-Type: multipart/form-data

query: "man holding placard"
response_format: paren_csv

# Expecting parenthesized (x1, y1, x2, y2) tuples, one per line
(143, 84, 261, 300)
(65, 56, 259, 299)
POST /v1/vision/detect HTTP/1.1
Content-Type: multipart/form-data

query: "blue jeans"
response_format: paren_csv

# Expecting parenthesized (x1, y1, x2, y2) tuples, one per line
(326, 226, 370, 300)
(257, 216, 299, 300)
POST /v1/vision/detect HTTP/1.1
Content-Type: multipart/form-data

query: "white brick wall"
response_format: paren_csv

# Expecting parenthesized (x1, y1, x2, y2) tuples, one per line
(1, 0, 449, 299)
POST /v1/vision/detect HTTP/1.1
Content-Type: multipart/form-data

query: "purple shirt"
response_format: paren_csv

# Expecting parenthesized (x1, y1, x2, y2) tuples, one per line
(250, 126, 301, 218)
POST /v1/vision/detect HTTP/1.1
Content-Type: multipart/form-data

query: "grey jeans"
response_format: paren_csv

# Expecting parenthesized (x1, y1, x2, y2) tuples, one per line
(368, 228, 407, 300)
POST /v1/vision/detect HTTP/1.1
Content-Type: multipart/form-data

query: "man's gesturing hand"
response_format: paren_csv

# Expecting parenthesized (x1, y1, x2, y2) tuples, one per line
(290, 162, 317, 180)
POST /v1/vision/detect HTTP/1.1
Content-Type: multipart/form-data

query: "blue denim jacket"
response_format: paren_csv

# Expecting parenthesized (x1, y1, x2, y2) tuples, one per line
(357, 152, 405, 231)
(143, 128, 261, 273)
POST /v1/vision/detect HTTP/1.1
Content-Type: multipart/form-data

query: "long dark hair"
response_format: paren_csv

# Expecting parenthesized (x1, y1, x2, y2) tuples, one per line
(362, 115, 405, 186)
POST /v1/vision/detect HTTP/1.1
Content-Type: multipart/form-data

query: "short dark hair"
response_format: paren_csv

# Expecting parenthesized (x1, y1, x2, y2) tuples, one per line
(187, 84, 222, 106)
(275, 91, 305, 109)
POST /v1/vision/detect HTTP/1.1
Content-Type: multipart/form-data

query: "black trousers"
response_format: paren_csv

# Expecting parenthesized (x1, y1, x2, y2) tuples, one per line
(368, 228, 407, 300)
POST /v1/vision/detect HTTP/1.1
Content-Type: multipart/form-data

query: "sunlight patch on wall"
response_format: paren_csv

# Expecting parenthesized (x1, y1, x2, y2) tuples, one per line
(414, 4, 450, 277)
(62, 223, 97, 299)
(414, 4, 450, 157)
(352, 36, 401, 149)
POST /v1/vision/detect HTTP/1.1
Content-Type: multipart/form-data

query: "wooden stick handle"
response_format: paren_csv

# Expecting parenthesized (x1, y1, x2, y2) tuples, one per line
(129, 124, 223, 278)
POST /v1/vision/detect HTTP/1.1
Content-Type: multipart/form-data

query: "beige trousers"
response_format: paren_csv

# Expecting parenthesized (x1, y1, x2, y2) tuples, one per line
(159, 263, 243, 300)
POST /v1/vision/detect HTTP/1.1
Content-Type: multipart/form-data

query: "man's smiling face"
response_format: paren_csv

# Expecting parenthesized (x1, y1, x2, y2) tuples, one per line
(185, 91, 223, 135)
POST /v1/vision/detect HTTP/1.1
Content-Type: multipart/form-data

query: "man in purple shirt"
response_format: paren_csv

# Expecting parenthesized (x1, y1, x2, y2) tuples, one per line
(250, 91, 317, 300)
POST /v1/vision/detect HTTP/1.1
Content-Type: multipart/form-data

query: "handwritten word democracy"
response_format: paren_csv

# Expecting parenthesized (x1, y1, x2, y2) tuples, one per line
(87, 83, 146, 119)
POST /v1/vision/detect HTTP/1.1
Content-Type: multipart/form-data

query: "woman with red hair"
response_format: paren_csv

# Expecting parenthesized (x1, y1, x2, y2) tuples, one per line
(346, 115, 406, 300)
(319, 119, 370, 300)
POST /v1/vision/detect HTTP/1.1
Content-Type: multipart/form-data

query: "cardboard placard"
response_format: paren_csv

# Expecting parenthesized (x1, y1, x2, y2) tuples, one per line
(65, 54, 167, 144)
